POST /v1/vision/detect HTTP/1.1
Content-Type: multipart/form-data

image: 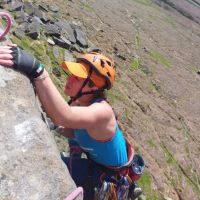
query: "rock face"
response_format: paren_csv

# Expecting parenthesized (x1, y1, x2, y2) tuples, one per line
(0, 42, 79, 200)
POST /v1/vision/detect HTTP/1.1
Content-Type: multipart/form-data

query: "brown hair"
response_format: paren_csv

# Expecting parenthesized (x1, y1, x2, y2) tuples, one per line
(88, 79, 107, 100)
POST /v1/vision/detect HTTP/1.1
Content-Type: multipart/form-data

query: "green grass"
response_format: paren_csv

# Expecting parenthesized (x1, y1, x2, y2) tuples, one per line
(163, 16, 177, 28)
(179, 118, 191, 139)
(0, 17, 8, 27)
(10, 35, 31, 50)
(130, 57, 152, 75)
(147, 139, 157, 148)
(131, 57, 142, 70)
(149, 50, 171, 68)
(191, 66, 199, 73)
(79, 2, 94, 12)
(131, 0, 152, 6)
(151, 14, 177, 29)
(138, 171, 163, 200)
(161, 142, 200, 196)
(135, 32, 141, 49)
(106, 89, 124, 104)
(161, 143, 174, 164)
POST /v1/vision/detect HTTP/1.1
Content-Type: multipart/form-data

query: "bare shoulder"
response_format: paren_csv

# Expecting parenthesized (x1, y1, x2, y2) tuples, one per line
(89, 100, 114, 119)
(63, 99, 115, 129)
(87, 100, 117, 140)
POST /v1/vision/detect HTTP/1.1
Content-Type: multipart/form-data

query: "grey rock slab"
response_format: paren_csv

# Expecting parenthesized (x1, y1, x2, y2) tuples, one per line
(45, 23, 61, 37)
(55, 21, 76, 44)
(52, 36, 71, 50)
(34, 7, 49, 23)
(0, 67, 16, 88)
(14, 22, 29, 38)
(9, 0, 23, 12)
(64, 50, 75, 61)
(26, 19, 41, 39)
(0, 66, 78, 199)
(23, 1, 35, 16)
(15, 11, 28, 24)
(53, 46, 60, 59)
(74, 27, 88, 48)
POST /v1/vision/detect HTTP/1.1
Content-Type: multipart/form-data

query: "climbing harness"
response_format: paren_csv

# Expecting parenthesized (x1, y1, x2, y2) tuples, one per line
(68, 138, 145, 200)
(92, 138, 145, 200)
(0, 12, 12, 40)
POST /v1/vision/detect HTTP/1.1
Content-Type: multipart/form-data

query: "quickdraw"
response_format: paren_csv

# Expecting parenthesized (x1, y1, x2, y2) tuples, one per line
(0, 12, 12, 40)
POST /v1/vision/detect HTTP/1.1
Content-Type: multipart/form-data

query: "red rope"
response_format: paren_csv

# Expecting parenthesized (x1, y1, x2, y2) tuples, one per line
(0, 12, 12, 40)
(64, 187, 83, 200)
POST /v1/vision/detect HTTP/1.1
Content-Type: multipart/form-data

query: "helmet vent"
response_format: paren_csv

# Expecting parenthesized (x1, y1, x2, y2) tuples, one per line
(107, 72, 111, 77)
(101, 60, 105, 68)
(106, 61, 112, 66)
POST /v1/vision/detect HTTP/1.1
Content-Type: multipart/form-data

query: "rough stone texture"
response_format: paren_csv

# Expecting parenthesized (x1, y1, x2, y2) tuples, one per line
(0, 35, 79, 200)
(74, 27, 88, 48)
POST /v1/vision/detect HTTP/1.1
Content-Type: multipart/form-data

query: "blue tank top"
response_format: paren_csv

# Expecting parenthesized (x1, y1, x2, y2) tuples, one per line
(74, 123, 128, 167)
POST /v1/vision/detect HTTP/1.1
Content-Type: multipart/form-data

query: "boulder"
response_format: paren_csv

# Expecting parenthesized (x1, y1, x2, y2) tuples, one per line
(52, 35, 72, 49)
(26, 17, 41, 39)
(9, 0, 23, 12)
(34, 7, 49, 23)
(23, 1, 35, 16)
(74, 27, 88, 48)
(64, 50, 75, 61)
(0, 36, 80, 200)
(14, 22, 28, 38)
(14, 11, 29, 24)
(55, 21, 76, 44)
(45, 23, 61, 37)
(53, 46, 60, 59)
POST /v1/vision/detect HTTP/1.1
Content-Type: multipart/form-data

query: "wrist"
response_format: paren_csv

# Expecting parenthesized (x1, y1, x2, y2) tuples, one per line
(30, 63, 44, 78)
(33, 69, 49, 82)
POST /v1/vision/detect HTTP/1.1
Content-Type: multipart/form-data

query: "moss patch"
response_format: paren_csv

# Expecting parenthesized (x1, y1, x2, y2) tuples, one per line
(147, 139, 157, 148)
(131, 57, 142, 70)
(107, 89, 124, 104)
(138, 171, 163, 200)
(149, 50, 171, 68)
(135, 32, 141, 49)
(161, 142, 200, 196)
(79, 2, 94, 12)
(131, 0, 152, 6)
(161, 143, 174, 164)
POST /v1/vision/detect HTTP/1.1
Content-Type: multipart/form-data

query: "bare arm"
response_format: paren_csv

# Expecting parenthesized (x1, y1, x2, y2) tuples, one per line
(0, 45, 114, 133)
(34, 69, 113, 129)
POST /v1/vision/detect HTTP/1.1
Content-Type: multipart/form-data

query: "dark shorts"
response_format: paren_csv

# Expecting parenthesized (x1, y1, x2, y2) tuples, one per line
(61, 155, 104, 200)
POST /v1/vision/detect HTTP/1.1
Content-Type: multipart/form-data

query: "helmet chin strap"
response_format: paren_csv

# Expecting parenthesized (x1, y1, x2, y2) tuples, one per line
(68, 68, 105, 105)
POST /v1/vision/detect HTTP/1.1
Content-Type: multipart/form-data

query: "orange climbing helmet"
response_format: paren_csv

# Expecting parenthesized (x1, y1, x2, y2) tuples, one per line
(62, 52, 115, 89)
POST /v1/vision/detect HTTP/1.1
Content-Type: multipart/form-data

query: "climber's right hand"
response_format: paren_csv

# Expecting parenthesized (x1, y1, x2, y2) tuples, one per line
(0, 45, 44, 78)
